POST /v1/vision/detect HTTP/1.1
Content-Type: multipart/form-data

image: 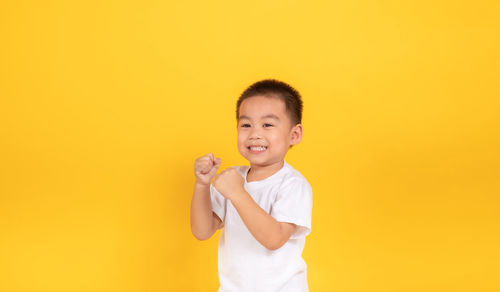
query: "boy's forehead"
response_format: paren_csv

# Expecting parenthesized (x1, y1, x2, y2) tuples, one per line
(238, 95, 287, 119)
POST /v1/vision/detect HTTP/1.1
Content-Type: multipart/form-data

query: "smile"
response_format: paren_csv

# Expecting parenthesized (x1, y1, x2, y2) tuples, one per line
(248, 146, 267, 152)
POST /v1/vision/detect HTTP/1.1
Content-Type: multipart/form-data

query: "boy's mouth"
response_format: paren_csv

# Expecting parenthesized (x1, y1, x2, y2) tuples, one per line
(248, 146, 267, 153)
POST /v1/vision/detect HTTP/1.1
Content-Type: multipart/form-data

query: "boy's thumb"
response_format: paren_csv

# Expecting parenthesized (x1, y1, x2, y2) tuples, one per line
(208, 159, 221, 177)
(214, 157, 221, 167)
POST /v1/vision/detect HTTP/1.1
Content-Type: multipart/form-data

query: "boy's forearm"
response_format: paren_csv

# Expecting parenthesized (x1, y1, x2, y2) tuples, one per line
(190, 182, 216, 240)
(230, 190, 282, 250)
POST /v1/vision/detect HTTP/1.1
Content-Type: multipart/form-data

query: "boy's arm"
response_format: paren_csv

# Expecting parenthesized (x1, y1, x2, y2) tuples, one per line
(190, 153, 222, 240)
(212, 167, 296, 250)
(190, 182, 223, 240)
(230, 190, 296, 250)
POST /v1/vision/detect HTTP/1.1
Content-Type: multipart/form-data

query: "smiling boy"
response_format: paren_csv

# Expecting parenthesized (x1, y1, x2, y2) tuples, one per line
(190, 79, 313, 291)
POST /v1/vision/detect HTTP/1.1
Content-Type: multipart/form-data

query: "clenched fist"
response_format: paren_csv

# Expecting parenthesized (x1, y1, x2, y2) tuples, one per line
(213, 168, 245, 201)
(194, 153, 221, 186)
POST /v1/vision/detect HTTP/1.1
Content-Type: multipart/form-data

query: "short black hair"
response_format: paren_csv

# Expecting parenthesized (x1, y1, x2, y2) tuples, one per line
(236, 79, 303, 126)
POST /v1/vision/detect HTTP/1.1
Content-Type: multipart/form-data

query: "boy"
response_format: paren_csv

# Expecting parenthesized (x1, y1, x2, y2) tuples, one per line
(190, 79, 313, 292)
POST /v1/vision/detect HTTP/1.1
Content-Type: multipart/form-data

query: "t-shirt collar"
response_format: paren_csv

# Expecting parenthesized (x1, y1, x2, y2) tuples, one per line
(245, 160, 289, 184)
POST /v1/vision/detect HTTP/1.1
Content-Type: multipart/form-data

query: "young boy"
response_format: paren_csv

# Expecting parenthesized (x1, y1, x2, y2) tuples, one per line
(190, 79, 313, 292)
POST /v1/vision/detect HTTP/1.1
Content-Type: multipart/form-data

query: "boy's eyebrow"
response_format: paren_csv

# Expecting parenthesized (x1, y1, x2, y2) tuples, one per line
(239, 114, 280, 120)
(262, 114, 280, 120)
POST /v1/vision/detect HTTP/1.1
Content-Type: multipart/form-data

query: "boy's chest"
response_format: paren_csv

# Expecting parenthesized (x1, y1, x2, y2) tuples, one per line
(226, 184, 280, 224)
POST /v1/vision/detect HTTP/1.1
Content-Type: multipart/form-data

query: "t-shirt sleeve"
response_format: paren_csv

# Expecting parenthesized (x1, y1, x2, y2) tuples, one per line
(210, 183, 226, 223)
(270, 177, 313, 239)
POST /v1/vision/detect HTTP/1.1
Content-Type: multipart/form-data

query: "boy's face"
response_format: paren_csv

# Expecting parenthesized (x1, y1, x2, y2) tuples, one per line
(237, 95, 302, 168)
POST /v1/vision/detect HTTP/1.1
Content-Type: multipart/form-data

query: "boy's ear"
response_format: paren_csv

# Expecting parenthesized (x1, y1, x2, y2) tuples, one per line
(289, 123, 303, 146)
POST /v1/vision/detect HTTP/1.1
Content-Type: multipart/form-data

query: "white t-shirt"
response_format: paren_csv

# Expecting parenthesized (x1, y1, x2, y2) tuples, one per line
(210, 160, 313, 292)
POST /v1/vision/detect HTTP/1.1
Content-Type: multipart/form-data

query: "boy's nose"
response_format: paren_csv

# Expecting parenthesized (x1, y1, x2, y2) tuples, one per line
(249, 128, 263, 139)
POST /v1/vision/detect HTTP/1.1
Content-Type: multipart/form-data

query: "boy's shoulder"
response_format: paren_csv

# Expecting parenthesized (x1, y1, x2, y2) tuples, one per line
(281, 162, 312, 190)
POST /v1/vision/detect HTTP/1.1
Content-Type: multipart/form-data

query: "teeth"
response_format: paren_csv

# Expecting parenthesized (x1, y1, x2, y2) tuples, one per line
(249, 146, 267, 151)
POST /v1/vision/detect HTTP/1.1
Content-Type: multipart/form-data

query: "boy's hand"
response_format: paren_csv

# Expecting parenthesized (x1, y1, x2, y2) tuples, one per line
(212, 168, 245, 201)
(194, 153, 221, 186)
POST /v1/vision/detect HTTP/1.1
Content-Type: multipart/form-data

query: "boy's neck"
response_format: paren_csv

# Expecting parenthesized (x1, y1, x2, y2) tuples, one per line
(247, 160, 285, 182)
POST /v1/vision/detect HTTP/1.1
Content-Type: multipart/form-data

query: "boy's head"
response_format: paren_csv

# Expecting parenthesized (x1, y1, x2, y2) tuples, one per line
(236, 79, 303, 126)
(236, 79, 304, 167)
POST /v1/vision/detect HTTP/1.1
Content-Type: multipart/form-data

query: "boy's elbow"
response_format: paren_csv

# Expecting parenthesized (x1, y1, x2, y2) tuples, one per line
(266, 245, 280, 251)
(266, 244, 283, 251)
(194, 235, 211, 241)
(190, 224, 215, 241)
(192, 230, 212, 241)
(265, 222, 294, 250)
(191, 216, 220, 240)
(266, 239, 285, 251)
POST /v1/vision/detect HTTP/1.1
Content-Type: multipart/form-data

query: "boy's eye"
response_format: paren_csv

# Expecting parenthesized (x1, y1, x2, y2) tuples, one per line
(241, 124, 251, 128)
(263, 123, 274, 127)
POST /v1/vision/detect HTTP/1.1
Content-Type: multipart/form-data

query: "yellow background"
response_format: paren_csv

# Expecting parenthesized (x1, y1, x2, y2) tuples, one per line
(1, 1, 499, 291)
